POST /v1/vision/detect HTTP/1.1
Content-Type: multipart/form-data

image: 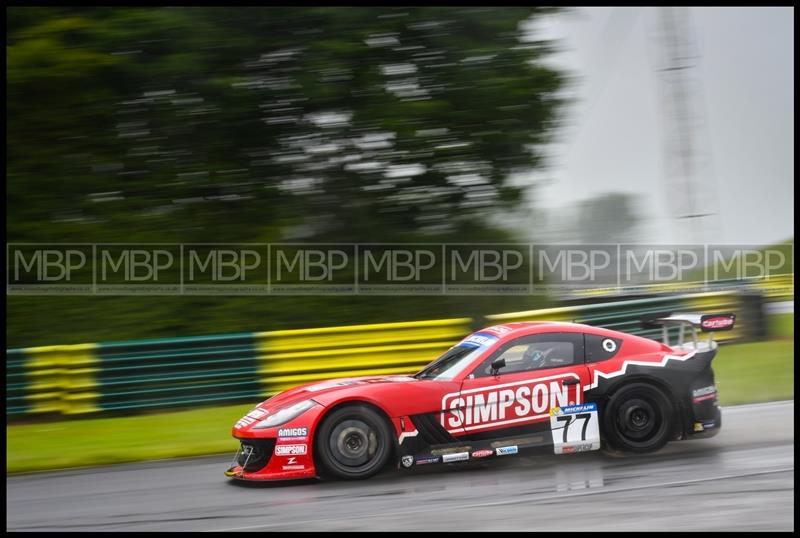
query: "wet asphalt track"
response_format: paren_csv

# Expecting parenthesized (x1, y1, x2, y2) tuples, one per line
(7, 400, 794, 532)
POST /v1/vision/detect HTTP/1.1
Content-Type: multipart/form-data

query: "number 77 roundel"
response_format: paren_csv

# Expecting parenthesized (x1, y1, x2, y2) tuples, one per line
(549, 403, 601, 454)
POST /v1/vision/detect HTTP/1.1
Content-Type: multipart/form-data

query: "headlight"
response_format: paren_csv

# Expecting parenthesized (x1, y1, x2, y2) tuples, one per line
(253, 399, 318, 429)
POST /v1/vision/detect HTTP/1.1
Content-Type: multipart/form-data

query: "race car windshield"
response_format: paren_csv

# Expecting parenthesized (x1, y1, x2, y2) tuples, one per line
(414, 345, 484, 380)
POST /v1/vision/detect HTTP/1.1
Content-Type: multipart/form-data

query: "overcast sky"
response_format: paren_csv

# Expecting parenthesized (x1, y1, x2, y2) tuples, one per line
(523, 7, 793, 246)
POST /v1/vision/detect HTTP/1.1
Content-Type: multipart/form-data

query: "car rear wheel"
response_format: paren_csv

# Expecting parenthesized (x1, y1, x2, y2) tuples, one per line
(603, 382, 674, 453)
(315, 404, 393, 480)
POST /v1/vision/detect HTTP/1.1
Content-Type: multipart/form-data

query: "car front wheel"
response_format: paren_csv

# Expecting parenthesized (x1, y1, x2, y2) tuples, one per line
(315, 404, 393, 480)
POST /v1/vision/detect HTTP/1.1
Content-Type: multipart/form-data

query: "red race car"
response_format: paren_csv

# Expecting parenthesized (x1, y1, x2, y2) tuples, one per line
(225, 313, 734, 481)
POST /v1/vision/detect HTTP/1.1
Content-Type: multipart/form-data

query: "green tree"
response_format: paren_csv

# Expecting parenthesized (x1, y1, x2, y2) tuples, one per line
(8, 7, 565, 243)
(7, 7, 567, 346)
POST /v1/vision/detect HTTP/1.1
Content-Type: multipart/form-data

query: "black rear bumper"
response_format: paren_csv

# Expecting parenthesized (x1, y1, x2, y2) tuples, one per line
(686, 404, 722, 439)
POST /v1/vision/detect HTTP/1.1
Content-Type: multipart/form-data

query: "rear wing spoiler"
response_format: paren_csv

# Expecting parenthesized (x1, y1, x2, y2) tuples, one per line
(641, 313, 736, 349)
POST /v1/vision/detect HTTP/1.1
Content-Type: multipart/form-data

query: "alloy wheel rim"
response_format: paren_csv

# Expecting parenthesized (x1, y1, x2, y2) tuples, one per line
(330, 419, 380, 468)
(617, 398, 659, 442)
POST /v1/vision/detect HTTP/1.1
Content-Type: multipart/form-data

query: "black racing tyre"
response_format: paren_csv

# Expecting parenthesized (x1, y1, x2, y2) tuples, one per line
(603, 382, 674, 453)
(315, 404, 394, 480)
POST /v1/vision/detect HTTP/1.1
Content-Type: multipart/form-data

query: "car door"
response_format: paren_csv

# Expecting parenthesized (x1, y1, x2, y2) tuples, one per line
(453, 332, 590, 440)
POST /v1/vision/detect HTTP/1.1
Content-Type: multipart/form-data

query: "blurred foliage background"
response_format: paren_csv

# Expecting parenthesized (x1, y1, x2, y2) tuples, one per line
(7, 7, 569, 347)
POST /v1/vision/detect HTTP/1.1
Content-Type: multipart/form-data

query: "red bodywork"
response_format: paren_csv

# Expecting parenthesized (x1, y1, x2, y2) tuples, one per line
(228, 321, 683, 480)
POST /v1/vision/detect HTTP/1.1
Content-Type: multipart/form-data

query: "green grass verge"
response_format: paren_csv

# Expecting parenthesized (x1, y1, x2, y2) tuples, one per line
(714, 339, 794, 406)
(769, 312, 794, 340)
(7, 403, 252, 474)
(6, 338, 794, 474)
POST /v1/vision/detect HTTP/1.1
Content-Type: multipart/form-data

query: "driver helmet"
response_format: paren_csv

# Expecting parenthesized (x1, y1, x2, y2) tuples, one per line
(523, 346, 546, 369)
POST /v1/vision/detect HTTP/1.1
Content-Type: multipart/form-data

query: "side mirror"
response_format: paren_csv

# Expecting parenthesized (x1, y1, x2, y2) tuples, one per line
(490, 357, 506, 375)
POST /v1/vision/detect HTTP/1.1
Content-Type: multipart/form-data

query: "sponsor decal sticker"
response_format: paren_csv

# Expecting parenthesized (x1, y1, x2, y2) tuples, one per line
(278, 427, 309, 439)
(692, 385, 717, 404)
(700, 315, 735, 331)
(235, 418, 252, 429)
(495, 445, 518, 456)
(274, 444, 307, 456)
(561, 442, 594, 454)
(282, 465, 305, 471)
(414, 456, 441, 465)
(701, 420, 717, 430)
(471, 449, 494, 459)
(459, 333, 499, 348)
(442, 452, 470, 463)
(553, 403, 597, 415)
(234, 408, 269, 429)
(401, 455, 414, 468)
(693, 422, 704, 432)
(441, 374, 581, 431)
(481, 325, 514, 336)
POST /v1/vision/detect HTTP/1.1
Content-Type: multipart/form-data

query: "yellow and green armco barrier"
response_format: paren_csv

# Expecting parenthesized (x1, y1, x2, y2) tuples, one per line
(6, 290, 774, 418)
